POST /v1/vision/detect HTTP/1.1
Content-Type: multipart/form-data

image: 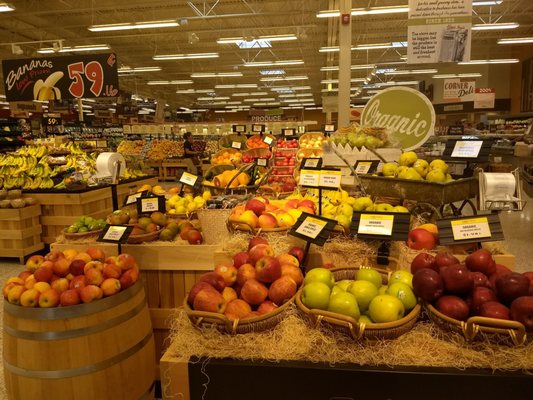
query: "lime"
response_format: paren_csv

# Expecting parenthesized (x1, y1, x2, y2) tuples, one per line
(67, 226, 78, 233)
(78, 226, 89, 233)
(84, 217, 95, 225)
(87, 223, 99, 231)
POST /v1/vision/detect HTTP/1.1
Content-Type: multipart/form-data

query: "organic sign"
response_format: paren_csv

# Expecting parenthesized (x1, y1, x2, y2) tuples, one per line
(2, 53, 119, 102)
(361, 86, 435, 151)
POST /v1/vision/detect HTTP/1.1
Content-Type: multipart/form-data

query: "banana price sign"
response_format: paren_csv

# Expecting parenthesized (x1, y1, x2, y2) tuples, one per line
(2, 53, 119, 102)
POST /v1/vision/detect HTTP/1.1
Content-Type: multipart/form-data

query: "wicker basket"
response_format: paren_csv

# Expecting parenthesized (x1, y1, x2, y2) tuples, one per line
(218, 134, 247, 149)
(127, 229, 162, 244)
(226, 218, 290, 236)
(184, 294, 296, 334)
(242, 147, 272, 159)
(62, 229, 103, 241)
(296, 267, 421, 341)
(196, 208, 232, 244)
(426, 302, 529, 346)
(211, 148, 243, 166)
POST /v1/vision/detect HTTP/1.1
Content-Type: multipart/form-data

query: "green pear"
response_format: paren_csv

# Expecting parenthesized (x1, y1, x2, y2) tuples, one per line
(374, 203, 394, 212)
(426, 169, 447, 182)
(352, 196, 373, 211)
(392, 205, 410, 213)
(429, 159, 449, 174)
(402, 168, 423, 180)
(398, 151, 418, 167)
(381, 162, 398, 177)
(412, 159, 429, 178)
(395, 166, 409, 178)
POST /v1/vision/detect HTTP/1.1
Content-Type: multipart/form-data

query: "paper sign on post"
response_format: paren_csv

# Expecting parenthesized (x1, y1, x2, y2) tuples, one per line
(451, 217, 491, 241)
(256, 158, 268, 167)
(180, 171, 198, 187)
(137, 196, 165, 214)
(319, 170, 342, 188)
(299, 169, 320, 187)
(451, 140, 483, 158)
(357, 214, 395, 236)
(98, 225, 133, 244)
(295, 217, 327, 239)
(231, 141, 242, 149)
(263, 136, 273, 145)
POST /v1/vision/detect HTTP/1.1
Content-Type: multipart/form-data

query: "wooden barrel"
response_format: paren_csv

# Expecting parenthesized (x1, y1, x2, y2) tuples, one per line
(3, 281, 156, 400)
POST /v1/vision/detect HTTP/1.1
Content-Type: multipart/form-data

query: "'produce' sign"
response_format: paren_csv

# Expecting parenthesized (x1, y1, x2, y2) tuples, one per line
(2, 53, 119, 102)
(361, 86, 435, 151)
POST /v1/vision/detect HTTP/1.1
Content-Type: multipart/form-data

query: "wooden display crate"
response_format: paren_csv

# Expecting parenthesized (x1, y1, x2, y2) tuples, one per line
(0, 204, 44, 264)
(116, 176, 159, 206)
(31, 187, 113, 244)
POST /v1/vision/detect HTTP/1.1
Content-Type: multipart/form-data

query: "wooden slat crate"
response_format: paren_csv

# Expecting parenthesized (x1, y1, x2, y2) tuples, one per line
(31, 187, 114, 244)
(116, 177, 159, 206)
(0, 204, 44, 264)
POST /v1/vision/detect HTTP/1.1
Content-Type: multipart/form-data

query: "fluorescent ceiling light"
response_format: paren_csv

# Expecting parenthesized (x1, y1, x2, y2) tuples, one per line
(260, 69, 286, 75)
(214, 84, 258, 89)
(176, 89, 214, 94)
(260, 76, 308, 82)
(197, 97, 230, 101)
(232, 92, 268, 97)
(147, 80, 193, 85)
(118, 66, 162, 73)
(472, 1, 502, 5)
(153, 53, 219, 60)
(37, 44, 110, 53)
(472, 22, 519, 30)
(243, 60, 304, 67)
(433, 73, 482, 78)
(270, 86, 311, 91)
(385, 69, 438, 75)
(498, 37, 533, 44)
(458, 58, 519, 65)
(217, 34, 297, 44)
(191, 72, 243, 78)
(0, 3, 14, 12)
(320, 42, 406, 52)
(321, 78, 368, 84)
(88, 19, 179, 32)
(321, 64, 375, 71)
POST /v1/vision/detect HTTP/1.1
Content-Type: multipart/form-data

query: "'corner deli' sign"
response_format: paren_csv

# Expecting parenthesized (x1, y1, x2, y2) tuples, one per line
(2, 53, 119, 102)
(361, 86, 435, 151)
(443, 78, 475, 103)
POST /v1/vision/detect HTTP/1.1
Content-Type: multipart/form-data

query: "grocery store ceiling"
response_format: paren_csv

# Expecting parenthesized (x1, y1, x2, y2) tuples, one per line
(0, 0, 532, 112)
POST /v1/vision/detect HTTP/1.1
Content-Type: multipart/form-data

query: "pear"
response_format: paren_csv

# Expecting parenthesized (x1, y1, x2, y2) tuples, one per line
(398, 151, 418, 167)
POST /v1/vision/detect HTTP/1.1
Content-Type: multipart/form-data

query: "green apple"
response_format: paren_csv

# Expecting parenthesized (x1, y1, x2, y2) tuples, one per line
(398, 151, 418, 167)
(392, 205, 409, 213)
(381, 163, 398, 177)
(378, 285, 389, 295)
(388, 270, 413, 288)
(386, 282, 417, 311)
(301, 281, 331, 310)
(395, 166, 409, 178)
(335, 214, 351, 231)
(328, 292, 360, 320)
(374, 203, 394, 212)
(336, 280, 353, 292)
(356, 268, 383, 289)
(352, 196, 373, 211)
(429, 159, 449, 173)
(425, 169, 446, 183)
(368, 295, 405, 323)
(364, 136, 381, 149)
(358, 314, 373, 324)
(403, 168, 423, 180)
(331, 285, 346, 297)
(304, 268, 335, 288)
(348, 280, 378, 312)
(412, 159, 429, 178)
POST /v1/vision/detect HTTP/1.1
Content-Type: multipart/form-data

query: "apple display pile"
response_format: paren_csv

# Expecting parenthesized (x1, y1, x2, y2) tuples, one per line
(187, 237, 305, 321)
(300, 267, 417, 324)
(3, 248, 140, 308)
(411, 249, 533, 331)
(406, 223, 439, 251)
(66, 215, 106, 234)
(381, 152, 453, 182)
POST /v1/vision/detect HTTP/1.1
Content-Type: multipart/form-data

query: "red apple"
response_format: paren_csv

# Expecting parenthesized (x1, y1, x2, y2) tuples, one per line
(510, 296, 533, 331)
(436, 295, 469, 321)
(69, 275, 87, 291)
(469, 271, 492, 288)
(85, 268, 104, 286)
(100, 278, 121, 297)
(44, 250, 64, 262)
(116, 253, 136, 270)
(83, 261, 104, 274)
(86, 247, 106, 261)
(25, 255, 45, 273)
(224, 299, 252, 321)
(38, 289, 60, 308)
(255, 256, 282, 283)
(187, 282, 217, 306)
(495, 273, 530, 305)
(221, 286, 238, 304)
(245, 199, 266, 217)
(440, 264, 473, 294)
(69, 259, 86, 276)
(187, 229, 203, 245)
(412, 268, 444, 302)
(248, 236, 269, 251)
(34, 266, 53, 283)
(60, 289, 81, 306)
(79, 285, 103, 303)
(280, 264, 304, 286)
(232, 252, 251, 269)
(103, 263, 122, 279)
(50, 278, 69, 294)
(257, 213, 278, 229)
(277, 254, 299, 268)
(523, 271, 533, 295)
(406, 228, 436, 251)
(468, 286, 498, 315)
(193, 288, 226, 313)
(257, 300, 279, 315)
(119, 266, 139, 290)
(434, 251, 460, 271)
(18, 271, 31, 281)
(249, 244, 274, 265)
(236, 264, 256, 286)
(199, 271, 226, 292)
(465, 249, 496, 276)
(479, 301, 510, 320)
(240, 279, 268, 305)
(288, 246, 305, 263)
(52, 257, 71, 277)
(268, 276, 297, 305)
(410, 253, 437, 274)
(214, 264, 238, 286)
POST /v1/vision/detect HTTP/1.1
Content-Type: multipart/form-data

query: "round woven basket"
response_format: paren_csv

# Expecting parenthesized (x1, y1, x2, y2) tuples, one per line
(184, 294, 296, 335)
(296, 267, 421, 341)
(226, 218, 290, 236)
(127, 229, 162, 244)
(425, 302, 529, 346)
(211, 148, 242, 166)
(242, 147, 272, 159)
(196, 208, 232, 244)
(62, 229, 103, 241)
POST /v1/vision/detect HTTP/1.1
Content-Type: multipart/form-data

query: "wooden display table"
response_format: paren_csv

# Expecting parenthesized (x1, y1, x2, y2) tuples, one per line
(115, 176, 158, 206)
(0, 204, 43, 263)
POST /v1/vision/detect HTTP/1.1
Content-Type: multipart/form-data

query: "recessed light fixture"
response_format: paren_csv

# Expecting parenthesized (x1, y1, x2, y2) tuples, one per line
(191, 72, 243, 78)
(88, 19, 179, 32)
(321, 64, 375, 71)
(232, 92, 269, 97)
(472, 22, 519, 30)
(498, 37, 533, 44)
(37, 44, 110, 53)
(214, 84, 258, 89)
(319, 42, 407, 52)
(118, 66, 162, 73)
(243, 60, 304, 67)
(147, 80, 193, 85)
(260, 69, 286, 75)
(153, 53, 219, 60)
(321, 78, 368, 84)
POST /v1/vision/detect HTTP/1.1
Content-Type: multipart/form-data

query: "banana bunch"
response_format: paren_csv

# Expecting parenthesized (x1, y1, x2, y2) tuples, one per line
(33, 72, 63, 101)
(61, 142, 86, 155)
(38, 177, 54, 189)
(121, 168, 147, 180)
(19, 145, 48, 158)
(28, 163, 52, 178)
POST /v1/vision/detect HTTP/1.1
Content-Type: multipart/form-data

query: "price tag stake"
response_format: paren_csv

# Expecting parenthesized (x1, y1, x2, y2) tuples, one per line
(136, 195, 165, 215)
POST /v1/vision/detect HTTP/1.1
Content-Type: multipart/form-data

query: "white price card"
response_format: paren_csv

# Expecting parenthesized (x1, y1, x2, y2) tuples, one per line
(256, 158, 268, 167)
(451, 141, 483, 158)
(295, 217, 327, 239)
(357, 214, 394, 236)
(355, 162, 373, 174)
(451, 217, 492, 241)
(299, 169, 320, 187)
(180, 172, 198, 186)
(125, 192, 143, 205)
(141, 197, 159, 213)
(231, 141, 242, 149)
(319, 170, 342, 188)
(304, 159, 320, 168)
(284, 129, 294, 136)
(103, 226, 127, 241)
(263, 136, 273, 145)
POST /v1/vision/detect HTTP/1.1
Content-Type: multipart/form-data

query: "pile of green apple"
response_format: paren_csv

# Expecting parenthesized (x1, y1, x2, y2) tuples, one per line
(381, 152, 453, 182)
(66, 216, 106, 234)
(329, 125, 389, 150)
(300, 267, 417, 324)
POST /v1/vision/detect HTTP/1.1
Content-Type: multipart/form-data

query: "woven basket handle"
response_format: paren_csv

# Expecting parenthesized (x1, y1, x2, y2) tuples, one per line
(310, 309, 364, 340)
(226, 219, 257, 235)
(464, 316, 527, 345)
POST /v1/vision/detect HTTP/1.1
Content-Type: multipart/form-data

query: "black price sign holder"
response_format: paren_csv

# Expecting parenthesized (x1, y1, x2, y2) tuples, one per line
(97, 225, 133, 253)
(298, 167, 342, 216)
(301, 158, 323, 169)
(442, 138, 494, 163)
(282, 128, 295, 137)
(353, 160, 380, 175)
(289, 213, 337, 273)
(252, 124, 265, 133)
(136, 195, 165, 215)
(123, 190, 150, 207)
(263, 135, 274, 147)
(178, 171, 203, 195)
(436, 214, 503, 246)
(232, 125, 246, 133)
(351, 211, 410, 241)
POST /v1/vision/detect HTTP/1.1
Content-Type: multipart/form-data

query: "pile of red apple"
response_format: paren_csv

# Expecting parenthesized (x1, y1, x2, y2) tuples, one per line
(187, 236, 306, 321)
(411, 249, 533, 331)
(3, 248, 140, 308)
(276, 138, 299, 149)
(241, 154, 271, 164)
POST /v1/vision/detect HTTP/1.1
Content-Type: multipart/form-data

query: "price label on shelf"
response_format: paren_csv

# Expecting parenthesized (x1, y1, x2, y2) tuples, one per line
(295, 216, 327, 239)
(137, 196, 165, 214)
(302, 158, 322, 169)
(256, 158, 268, 167)
(123, 191, 147, 206)
(355, 161, 373, 174)
(451, 217, 492, 241)
(97, 225, 133, 244)
(357, 214, 395, 236)
(263, 136, 274, 146)
(451, 140, 483, 158)
(290, 213, 336, 246)
(299, 169, 320, 187)
(282, 128, 294, 136)
(318, 170, 342, 188)
(179, 172, 198, 187)
(231, 141, 242, 149)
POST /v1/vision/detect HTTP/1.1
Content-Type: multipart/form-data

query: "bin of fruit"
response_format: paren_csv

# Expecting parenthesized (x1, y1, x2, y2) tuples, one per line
(63, 216, 107, 240)
(246, 134, 275, 149)
(296, 266, 421, 341)
(218, 134, 248, 149)
(126, 211, 166, 244)
(211, 148, 243, 166)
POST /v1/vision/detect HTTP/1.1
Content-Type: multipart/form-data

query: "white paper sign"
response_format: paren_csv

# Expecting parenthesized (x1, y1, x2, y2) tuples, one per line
(357, 214, 394, 236)
(263, 136, 273, 145)
(304, 159, 320, 168)
(256, 158, 268, 167)
(443, 79, 475, 102)
(299, 170, 320, 187)
(103, 226, 127, 241)
(295, 217, 327, 239)
(125, 192, 143, 205)
(451, 140, 483, 158)
(141, 198, 159, 213)
(318, 171, 342, 188)
(474, 88, 496, 109)
(180, 172, 198, 186)
(451, 217, 491, 240)
(355, 162, 373, 174)
(231, 141, 242, 149)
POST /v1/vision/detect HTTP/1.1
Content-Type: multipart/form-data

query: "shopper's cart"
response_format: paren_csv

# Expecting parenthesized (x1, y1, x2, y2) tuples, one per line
(358, 175, 479, 221)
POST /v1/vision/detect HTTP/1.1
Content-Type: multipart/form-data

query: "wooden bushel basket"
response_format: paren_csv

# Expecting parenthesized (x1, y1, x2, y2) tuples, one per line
(3, 281, 156, 400)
